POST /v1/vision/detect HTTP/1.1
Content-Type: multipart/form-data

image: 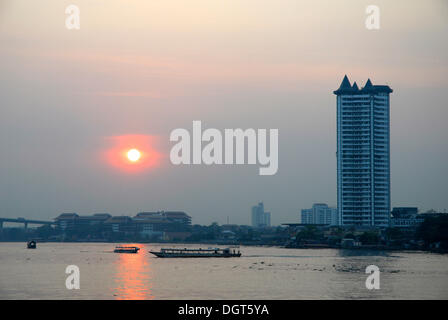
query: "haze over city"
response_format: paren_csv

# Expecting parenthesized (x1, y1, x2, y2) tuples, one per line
(1, 0, 447, 225)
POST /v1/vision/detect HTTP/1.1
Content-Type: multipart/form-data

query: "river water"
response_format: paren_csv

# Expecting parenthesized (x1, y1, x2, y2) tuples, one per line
(0, 242, 447, 299)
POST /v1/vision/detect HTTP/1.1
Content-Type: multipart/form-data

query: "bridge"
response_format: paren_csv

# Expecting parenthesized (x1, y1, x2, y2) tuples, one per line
(0, 217, 55, 229)
(282, 223, 329, 227)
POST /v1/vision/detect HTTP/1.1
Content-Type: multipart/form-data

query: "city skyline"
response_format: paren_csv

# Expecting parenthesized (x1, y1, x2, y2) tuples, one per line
(1, 1, 447, 225)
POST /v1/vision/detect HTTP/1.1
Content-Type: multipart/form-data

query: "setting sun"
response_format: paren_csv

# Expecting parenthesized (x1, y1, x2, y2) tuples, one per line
(127, 149, 141, 162)
(103, 134, 165, 173)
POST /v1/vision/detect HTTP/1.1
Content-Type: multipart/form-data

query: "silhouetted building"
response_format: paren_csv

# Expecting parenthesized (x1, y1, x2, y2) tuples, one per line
(55, 213, 112, 232)
(55, 213, 79, 231)
(334, 76, 392, 227)
(77, 213, 112, 226)
(134, 211, 191, 232)
(133, 219, 166, 239)
(104, 216, 135, 233)
(391, 207, 418, 219)
(54, 210, 192, 239)
(164, 211, 192, 227)
(390, 207, 423, 228)
(134, 212, 164, 219)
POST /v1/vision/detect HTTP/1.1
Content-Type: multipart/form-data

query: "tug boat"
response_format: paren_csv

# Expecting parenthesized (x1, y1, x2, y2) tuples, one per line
(149, 247, 241, 258)
(27, 240, 37, 249)
(114, 246, 140, 253)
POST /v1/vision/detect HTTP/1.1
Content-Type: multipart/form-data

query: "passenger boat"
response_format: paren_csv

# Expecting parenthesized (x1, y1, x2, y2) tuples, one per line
(149, 247, 241, 258)
(114, 246, 140, 253)
(27, 240, 37, 249)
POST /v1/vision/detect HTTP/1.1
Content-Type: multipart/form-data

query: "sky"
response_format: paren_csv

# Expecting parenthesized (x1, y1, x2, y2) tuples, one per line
(0, 0, 447, 225)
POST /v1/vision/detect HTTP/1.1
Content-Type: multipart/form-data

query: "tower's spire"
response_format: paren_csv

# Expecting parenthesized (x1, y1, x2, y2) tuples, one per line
(352, 82, 359, 91)
(333, 75, 353, 95)
(364, 78, 373, 88)
(340, 75, 351, 89)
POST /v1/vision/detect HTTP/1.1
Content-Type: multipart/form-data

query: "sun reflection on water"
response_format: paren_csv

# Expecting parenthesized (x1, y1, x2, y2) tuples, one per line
(113, 244, 153, 300)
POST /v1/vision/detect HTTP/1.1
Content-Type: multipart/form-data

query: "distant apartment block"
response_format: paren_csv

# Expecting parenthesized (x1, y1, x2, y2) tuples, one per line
(251, 202, 271, 228)
(334, 76, 392, 227)
(301, 203, 339, 226)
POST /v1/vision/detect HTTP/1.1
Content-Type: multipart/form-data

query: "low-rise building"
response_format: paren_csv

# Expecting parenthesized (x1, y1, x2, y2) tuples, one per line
(164, 211, 192, 227)
(104, 216, 135, 233)
(134, 211, 192, 232)
(390, 207, 447, 228)
(390, 207, 424, 228)
(55, 213, 113, 230)
(55, 213, 79, 231)
(77, 213, 112, 227)
(54, 210, 192, 239)
(133, 219, 165, 239)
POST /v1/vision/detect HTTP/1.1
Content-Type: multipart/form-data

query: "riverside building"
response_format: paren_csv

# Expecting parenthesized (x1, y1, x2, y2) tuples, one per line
(334, 76, 392, 227)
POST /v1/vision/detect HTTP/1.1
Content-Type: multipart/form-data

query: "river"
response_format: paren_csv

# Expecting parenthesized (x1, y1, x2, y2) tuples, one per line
(0, 242, 447, 299)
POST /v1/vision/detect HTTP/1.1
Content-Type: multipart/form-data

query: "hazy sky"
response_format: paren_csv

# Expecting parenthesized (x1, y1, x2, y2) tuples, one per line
(1, 0, 447, 225)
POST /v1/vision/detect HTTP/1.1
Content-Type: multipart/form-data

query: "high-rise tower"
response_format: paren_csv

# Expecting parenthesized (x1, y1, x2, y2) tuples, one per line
(251, 202, 271, 228)
(334, 76, 392, 227)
